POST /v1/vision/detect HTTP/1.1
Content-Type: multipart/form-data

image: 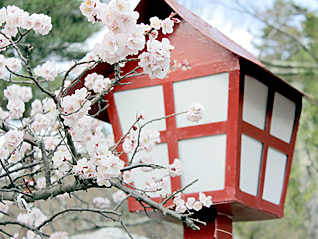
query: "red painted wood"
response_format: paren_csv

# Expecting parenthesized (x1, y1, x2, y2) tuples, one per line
(183, 210, 233, 239)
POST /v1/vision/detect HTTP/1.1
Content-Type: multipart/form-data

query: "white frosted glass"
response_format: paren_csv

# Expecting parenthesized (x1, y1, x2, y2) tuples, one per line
(240, 134, 263, 196)
(270, 93, 296, 143)
(131, 143, 171, 197)
(113, 85, 166, 133)
(242, 75, 268, 129)
(179, 135, 227, 193)
(262, 147, 287, 205)
(173, 73, 229, 127)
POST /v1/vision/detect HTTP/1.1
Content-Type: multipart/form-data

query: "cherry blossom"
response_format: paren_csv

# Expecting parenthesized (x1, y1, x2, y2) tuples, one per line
(186, 102, 205, 123)
(140, 157, 155, 172)
(150, 17, 161, 30)
(112, 190, 126, 203)
(123, 170, 135, 184)
(139, 129, 161, 152)
(93, 197, 111, 208)
(193, 200, 203, 211)
(61, 88, 91, 127)
(34, 60, 58, 81)
(138, 38, 174, 79)
(199, 192, 212, 208)
(122, 135, 137, 154)
(185, 197, 196, 210)
(4, 129, 24, 152)
(161, 17, 174, 34)
(52, 146, 71, 172)
(168, 158, 183, 177)
(49, 231, 69, 239)
(17, 207, 47, 227)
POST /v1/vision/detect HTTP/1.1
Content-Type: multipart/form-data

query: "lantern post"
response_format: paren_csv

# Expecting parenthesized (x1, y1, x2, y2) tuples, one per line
(74, 0, 308, 238)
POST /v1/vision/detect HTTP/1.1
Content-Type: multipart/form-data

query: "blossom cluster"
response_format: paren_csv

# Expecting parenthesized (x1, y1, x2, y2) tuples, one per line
(0, 5, 52, 48)
(61, 88, 91, 127)
(80, 0, 146, 64)
(72, 133, 124, 187)
(34, 60, 58, 81)
(79, 0, 179, 81)
(84, 72, 111, 93)
(93, 196, 110, 208)
(173, 192, 213, 213)
(138, 38, 175, 79)
(0, 55, 22, 80)
(30, 97, 58, 133)
(0, 129, 25, 163)
(123, 129, 161, 154)
(4, 84, 32, 119)
(69, 116, 110, 147)
(144, 173, 170, 193)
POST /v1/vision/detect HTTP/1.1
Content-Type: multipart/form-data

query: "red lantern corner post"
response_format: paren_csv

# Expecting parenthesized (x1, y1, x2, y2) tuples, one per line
(74, 0, 309, 238)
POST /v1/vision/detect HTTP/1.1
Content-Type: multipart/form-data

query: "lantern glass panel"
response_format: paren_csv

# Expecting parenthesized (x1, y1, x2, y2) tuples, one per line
(240, 134, 263, 196)
(113, 85, 166, 133)
(262, 147, 287, 205)
(131, 143, 171, 197)
(179, 134, 227, 193)
(173, 73, 229, 128)
(270, 92, 296, 143)
(242, 75, 268, 130)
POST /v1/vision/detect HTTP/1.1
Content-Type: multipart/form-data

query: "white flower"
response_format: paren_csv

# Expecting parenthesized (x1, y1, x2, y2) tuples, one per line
(150, 16, 161, 30)
(5, 129, 24, 152)
(161, 17, 174, 34)
(186, 102, 205, 123)
(140, 157, 155, 172)
(93, 197, 110, 208)
(168, 158, 183, 177)
(123, 171, 135, 184)
(185, 197, 196, 210)
(193, 201, 203, 211)
(49, 231, 69, 239)
(5, 57, 22, 72)
(112, 190, 126, 203)
(199, 192, 212, 208)
(34, 60, 58, 81)
(16, 194, 33, 213)
(6, 99, 25, 119)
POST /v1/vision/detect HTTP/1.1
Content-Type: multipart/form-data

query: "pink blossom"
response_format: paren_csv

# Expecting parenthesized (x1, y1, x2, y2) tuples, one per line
(168, 158, 183, 177)
(123, 171, 135, 184)
(186, 102, 205, 123)
(199, 192, 213, 208)
(93, 197, 110, 208)
(112, 190, 126, 203)
(4, 129, 24, 152)
(34, 60, 58, 81)
(161, 17, 174, 34)
(185, 197, 196, 210)
(49, 231, 69, 239)
(150, 17, 161, 30)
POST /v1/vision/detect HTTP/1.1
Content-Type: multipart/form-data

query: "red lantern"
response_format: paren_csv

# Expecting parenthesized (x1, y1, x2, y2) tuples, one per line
(73, 0, 307, 238)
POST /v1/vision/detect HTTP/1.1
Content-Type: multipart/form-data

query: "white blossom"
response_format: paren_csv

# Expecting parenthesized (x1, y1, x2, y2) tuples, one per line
(186, 102, 205, 123)
(168, 158, 183, 177)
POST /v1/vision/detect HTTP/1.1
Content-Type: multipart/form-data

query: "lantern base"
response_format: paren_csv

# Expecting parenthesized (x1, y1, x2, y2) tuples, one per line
(183, 207, 232, 239)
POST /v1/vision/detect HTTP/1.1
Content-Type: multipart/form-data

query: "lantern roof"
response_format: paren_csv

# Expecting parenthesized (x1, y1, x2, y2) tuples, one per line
(132, 0, 318, 104)
(155, 0, 263, 67)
